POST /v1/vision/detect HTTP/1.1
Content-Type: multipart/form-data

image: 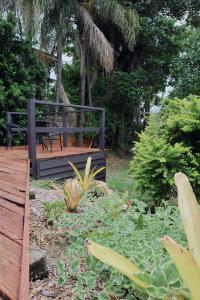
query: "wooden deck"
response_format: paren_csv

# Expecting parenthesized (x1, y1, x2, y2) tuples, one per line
(0, 145, 100, 160)
(0, 152, 29, 300)
(0, 146, 106, 181)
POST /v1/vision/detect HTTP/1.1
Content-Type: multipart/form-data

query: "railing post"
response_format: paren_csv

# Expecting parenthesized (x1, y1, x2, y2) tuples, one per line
(78, 109, 83, 147)
(99, 109, 105, 150)
(27, 99, 37, 178)
(6, 112, 12, 148)
(63, 112, 68, 147)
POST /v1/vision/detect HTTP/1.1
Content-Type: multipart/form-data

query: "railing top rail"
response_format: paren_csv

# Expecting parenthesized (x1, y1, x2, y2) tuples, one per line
(7, 112, 27, 115)
(7, 110, 98, 116)
(31, 99, 104, 111)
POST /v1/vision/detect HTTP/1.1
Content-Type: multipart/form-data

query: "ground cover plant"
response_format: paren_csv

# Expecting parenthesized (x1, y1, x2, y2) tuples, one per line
(88, 173, 200, 300)
(55, 190, 188, 300)
(130, 95, 200, 205)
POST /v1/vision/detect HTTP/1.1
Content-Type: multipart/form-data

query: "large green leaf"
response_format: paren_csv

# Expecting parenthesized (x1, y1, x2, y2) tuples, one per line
(174, 172, 200, 268)
(161, 236, 200, 300)
(87, 241, 148, 288)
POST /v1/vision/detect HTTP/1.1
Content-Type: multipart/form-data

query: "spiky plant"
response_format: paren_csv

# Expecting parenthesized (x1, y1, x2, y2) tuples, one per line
(68, 156, 106, 192)
(63, 178, 82, 212)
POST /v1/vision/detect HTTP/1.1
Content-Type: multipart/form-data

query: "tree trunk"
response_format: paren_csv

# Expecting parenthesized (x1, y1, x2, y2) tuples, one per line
(119, 104, 125, 151)
(144, 98, 150, 127)
(80, 35, 86, 106)
(79, 35, 86, 146)
(55, 28, 63, 102)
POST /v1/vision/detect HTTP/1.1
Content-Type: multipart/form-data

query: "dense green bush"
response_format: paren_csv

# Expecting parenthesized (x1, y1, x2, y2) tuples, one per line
(130, 95, 200, 204)
(55, 193, 187, 299)
(0, 14, 47, 145)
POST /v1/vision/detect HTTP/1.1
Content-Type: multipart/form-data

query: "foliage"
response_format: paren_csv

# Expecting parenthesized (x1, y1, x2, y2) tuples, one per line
(62, 61, 80, 104)
(0, 14, 47, 145)
(130, 96, 200, 204)
(43, 200, 65, 225)
(63, 178, 82, 212)
(68, 157, 106, 192)
(31, 179, 55, 190)
(87, 173, 200, 299)
(56, 191, 187, 299)
(93, 0, 139, 51)
(162, 172, 200, 300)
(170, 28, 200, 98)
(106, 154, 134, 195)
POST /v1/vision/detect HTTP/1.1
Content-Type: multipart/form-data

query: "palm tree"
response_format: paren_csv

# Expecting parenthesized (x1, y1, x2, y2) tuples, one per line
(6, 0, 139, 105)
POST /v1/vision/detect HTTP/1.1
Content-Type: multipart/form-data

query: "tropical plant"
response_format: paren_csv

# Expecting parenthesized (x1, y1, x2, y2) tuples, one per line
(87, 173, 200, 299)
(68, 156, 106, 193)
(63, 178, 82, 212)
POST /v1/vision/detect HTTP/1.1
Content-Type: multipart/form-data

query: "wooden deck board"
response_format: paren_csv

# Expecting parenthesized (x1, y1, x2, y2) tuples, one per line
(0, 206, 23, 241)
(0, 150, 29, 300)
(0, 235, 21, 300)
(0, 145, 100, 160)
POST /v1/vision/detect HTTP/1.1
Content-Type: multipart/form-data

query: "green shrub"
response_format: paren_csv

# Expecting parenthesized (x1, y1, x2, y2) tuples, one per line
(0, 14, 47, 145)
(130, 96, 200, 204)
(43, 200, 65, 225)
(56, 193, 187, 299)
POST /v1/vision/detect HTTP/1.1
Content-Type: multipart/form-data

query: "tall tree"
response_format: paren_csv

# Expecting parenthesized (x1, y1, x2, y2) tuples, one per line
(10, 0, 139, 105)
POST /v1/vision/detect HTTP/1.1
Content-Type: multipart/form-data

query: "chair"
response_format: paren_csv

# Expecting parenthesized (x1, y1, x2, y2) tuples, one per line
(6, 122, 27, 149)
(36, 120, 63, 152)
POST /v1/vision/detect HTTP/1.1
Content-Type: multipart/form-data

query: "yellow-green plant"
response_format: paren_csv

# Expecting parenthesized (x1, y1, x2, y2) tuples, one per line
(87, 172, 200, 300)
(68, 157, 106, 192)
(63, 178, 82, 212)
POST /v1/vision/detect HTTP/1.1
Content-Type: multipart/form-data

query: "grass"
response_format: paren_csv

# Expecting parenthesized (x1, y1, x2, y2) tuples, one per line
(106, 152, 135, 196)
(30, 178, 55, 190)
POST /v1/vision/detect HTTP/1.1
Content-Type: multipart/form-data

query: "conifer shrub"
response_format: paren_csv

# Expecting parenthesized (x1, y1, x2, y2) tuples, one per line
(130, 96, 200, 204)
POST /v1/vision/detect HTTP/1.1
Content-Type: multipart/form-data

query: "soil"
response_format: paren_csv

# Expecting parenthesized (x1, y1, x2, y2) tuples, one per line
(29, 186, 76, 300)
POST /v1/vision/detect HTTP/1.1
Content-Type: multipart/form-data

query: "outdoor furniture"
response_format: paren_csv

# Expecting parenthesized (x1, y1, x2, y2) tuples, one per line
(6, 122, 27, 149)
(36, 120, 63, 152)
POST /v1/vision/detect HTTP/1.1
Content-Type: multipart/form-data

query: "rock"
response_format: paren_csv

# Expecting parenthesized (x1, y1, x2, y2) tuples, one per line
(29, 191, 36, 199)
(30, 244, 49, 281)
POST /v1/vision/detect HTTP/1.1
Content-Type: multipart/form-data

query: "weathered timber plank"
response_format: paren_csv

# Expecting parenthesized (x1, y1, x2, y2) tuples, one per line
(0, 197, 24, 216)
(0, 234, 21, 300)
(0, 181, 26, 198)
(39, 168, 106, 180)
(0, 206, 23, 241)
(0, 174, 26, 191)
(0, 190, 24, 205)
(19, 160, 29, 300)
(39, 151, 105, 169)
(0, 166, 27, 178)
(0, 179, 26, 193)
(39, 159, 106, 177)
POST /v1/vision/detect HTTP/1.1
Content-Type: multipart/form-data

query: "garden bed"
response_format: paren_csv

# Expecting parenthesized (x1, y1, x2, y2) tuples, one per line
(29, 154, 131, 299)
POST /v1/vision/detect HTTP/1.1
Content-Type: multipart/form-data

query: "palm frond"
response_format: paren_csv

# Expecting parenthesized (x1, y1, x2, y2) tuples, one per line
(15, 0, 42, 39)
(75, 1, 114, 73)
(94, 0, 139, 51)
